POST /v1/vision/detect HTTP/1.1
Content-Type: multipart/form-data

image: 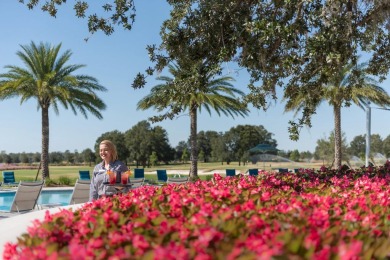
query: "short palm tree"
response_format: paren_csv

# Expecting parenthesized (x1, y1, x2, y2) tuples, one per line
(0, 41, 107, 180)
(137, 63, 248, 178)
(285, 62, 390, 168)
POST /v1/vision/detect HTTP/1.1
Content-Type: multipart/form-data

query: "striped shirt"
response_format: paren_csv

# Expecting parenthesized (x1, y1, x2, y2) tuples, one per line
(89, 160, 128, 201)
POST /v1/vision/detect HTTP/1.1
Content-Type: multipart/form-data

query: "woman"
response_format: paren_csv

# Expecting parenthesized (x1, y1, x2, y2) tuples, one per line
(89, 140, 128, 201)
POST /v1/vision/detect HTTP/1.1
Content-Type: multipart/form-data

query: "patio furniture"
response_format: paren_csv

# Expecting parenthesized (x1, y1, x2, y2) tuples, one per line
(248, 169, 259, 176)
(278, 168, 289, 173)
(69, 179, 90, 204)
(134, 168, 145, 178)
(9, 181, 44, 213)
(157, 170, 168, 182)
(79, 170, 91, 180)
(2, 171, 18, 187)
(225, 169, 236, 177)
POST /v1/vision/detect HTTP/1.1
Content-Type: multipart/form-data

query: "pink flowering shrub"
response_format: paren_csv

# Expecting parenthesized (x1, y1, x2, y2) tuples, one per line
(3, 168, 390, 259)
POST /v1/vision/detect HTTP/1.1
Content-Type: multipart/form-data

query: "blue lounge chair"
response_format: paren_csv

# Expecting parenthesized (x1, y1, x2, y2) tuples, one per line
(2, 171, 18, 186)
(134, 168, 145, 178)
(79, 170, 91, 180)
(157, 170, 168, 182)
(248, 169, 259, 176)
(278, 168, 289, 173)
(225, 169, 236, 177)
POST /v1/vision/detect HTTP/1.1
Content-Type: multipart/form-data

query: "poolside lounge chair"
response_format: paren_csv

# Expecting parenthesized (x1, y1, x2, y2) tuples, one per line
(9, 181, 44, 213)
(248, 169, 259, 176)
(69, 179, 91, 204)
(2, 171, 19, 186)
(134, 168, 145, 179)
(130, 178, 145, 188)
(79, 170, 91, 180)
(167, 177, 189, 184)
(157, 170, 168, 182)
(278, 168, 289, 173)
(225, 169, 236, 177)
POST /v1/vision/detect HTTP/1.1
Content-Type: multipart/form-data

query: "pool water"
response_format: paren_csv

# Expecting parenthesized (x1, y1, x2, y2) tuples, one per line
(0, 189, 72, 211)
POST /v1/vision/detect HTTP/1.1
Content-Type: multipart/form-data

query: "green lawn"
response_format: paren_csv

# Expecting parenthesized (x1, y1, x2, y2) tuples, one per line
(2, 161, 322, 185)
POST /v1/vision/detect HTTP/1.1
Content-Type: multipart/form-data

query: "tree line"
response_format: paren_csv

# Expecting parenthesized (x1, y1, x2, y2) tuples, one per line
(2, 120, 389, 167)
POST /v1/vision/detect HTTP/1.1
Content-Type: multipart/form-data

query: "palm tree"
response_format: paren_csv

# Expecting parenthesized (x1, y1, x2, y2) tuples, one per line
(137, 62, 248, 179)
(0, 41, 107, 180)
(285, 62, 390, 168)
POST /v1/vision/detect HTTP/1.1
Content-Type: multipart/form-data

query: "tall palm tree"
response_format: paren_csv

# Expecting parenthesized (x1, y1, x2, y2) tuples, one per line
(285, 62, 390, 168)
(137, 62, 248, 179)
(0, 42, 107, 180)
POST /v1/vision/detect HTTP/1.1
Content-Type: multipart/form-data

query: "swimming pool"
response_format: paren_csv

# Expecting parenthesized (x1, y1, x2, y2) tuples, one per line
(0, 189, 73, 211)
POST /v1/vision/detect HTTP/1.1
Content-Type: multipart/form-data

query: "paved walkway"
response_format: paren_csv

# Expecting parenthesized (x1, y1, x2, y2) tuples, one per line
(0, 203, 84, 257)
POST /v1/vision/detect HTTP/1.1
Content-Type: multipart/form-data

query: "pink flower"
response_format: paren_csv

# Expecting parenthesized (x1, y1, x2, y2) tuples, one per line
(338, 241, 362, 260)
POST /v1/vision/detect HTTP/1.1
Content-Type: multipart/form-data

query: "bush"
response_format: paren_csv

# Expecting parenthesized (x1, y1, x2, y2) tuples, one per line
(57, 176, 73, 186)
(44, 178, 57, 187)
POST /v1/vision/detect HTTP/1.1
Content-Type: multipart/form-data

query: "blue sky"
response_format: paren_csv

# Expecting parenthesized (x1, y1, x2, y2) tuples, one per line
(1, 1, 390, 154)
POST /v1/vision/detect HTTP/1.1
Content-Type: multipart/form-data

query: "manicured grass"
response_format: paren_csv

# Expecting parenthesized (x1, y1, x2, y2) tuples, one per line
(2, 161, 323, 184)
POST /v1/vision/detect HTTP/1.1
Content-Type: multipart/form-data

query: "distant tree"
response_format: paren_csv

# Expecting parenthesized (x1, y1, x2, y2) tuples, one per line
(277, 150, 289, 160)
(224, 125, 277, 166)
(198, 150, 205, 163)
(63, 150, 74, 164)
(196, 132, 208, 163)
(151, 126, 175, 164)
(196, 130, 220, 163)
(314, 132, 350, 167)
(370, 134, 383, 156)
(4, 154, 12, 164)
(382, 135, 390, 158)
(349, 135, 366, 160)
(9, 153, 20, 163)
(0, 42, 106, 180)
(81, 148, 96, 166)
(210, 132, 230, 164)
(181, 148, 190, 162)
(95, 131, 128, 164)
(175, 141, 188, 162)
(125, 121, 153, 167)
(20, 152, 29, 164)
(33, 153, 41, 163)
(299, 151, 313, 162)
(124, 121, 173, 167)
(73, 150, 80, 164)
(289, 150, 300, 162)
(149, 152, 158, 167)
(49, 151, 64, 164)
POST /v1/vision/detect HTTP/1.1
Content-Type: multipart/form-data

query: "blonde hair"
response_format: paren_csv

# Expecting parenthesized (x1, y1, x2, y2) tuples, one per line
(100, 140, 118, 161)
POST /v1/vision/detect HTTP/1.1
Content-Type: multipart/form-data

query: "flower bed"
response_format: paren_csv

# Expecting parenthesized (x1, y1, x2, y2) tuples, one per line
(3, 167, 390, 259)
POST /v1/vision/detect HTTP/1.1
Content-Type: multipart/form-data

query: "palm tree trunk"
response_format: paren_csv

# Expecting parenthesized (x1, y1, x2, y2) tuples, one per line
(189, 105, 198, 179)
(41, 106, 50, 180)
(334, 105, 342, 169)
